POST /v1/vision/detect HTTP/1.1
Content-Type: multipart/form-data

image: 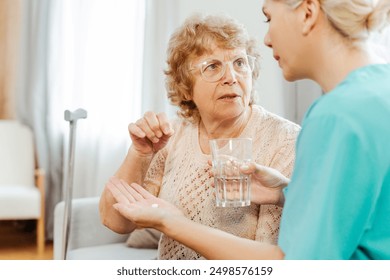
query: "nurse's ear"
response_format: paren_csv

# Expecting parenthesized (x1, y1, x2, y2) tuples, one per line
(299, 0, 321, 36)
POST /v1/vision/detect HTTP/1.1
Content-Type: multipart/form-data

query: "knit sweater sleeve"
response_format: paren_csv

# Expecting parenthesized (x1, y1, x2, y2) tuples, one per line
(143, 147, 168, 196)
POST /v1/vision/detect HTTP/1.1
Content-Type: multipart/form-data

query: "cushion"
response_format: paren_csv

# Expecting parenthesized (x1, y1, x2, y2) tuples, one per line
(0, 185, 41, 219)
(126, 228, 161, 249)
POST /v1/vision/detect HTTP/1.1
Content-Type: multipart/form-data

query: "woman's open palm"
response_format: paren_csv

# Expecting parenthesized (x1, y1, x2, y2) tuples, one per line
(106, 177, 183, 229)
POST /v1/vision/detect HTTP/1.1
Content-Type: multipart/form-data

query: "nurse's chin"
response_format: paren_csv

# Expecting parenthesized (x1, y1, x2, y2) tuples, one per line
(281, 69, 305, 83)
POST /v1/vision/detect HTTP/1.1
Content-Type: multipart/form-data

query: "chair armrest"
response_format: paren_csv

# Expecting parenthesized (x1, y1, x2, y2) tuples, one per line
(53, 196, 128, 259)
(34, 168, 45, 197)
(34, 168, 45, 213)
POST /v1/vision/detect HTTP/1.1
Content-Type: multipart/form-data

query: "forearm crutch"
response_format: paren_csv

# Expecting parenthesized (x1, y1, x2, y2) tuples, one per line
(61, 108, 87, 260)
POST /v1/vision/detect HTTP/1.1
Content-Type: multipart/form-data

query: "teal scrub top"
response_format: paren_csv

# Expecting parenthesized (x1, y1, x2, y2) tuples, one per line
(278, 64, 390, 259)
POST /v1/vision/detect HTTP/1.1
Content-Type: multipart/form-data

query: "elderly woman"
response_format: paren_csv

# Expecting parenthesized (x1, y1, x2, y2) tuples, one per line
(99, 14, 300, 260)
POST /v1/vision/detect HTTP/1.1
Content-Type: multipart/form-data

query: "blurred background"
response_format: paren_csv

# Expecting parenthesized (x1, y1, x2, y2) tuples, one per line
(0, 0, 389, 259)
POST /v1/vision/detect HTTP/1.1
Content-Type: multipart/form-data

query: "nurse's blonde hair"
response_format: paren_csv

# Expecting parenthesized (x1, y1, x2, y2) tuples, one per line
(282, 0, 390, 40)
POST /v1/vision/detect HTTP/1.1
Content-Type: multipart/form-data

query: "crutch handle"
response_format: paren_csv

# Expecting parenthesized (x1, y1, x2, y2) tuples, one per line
(64, 109, 87, 122)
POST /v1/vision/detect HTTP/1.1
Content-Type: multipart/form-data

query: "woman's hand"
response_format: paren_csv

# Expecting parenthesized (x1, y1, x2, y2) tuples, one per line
(240, 163, 289, 207)
(128, 111, 174, 156)
(106, 177, 183, 230)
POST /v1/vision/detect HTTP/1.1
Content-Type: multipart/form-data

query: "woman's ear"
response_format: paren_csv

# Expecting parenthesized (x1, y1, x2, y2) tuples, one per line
(300, 0, 321, 35)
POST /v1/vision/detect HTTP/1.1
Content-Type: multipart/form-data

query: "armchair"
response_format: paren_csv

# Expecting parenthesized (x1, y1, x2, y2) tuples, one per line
(53, 196, 158, 260)
(0, 120, 45, 253)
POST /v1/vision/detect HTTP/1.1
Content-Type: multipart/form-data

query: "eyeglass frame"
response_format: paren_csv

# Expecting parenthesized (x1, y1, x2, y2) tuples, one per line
(189, 55, 256, 83)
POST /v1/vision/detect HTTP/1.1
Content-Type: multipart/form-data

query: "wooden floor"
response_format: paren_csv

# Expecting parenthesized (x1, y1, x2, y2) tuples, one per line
(0, 220, 53, 260)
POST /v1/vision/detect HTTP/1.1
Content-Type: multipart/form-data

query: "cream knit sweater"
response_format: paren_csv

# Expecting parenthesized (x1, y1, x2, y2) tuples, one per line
(143, 105, 300, 259)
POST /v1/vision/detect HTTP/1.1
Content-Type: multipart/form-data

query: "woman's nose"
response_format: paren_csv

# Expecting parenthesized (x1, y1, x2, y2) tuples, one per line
(221, 63, 237, 85)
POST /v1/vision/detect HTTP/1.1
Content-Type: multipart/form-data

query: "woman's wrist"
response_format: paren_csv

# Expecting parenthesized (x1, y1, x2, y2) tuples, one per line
(114, 146, 153, 183)
(128, 145, 154, 159)
(161, 214, 187, 239)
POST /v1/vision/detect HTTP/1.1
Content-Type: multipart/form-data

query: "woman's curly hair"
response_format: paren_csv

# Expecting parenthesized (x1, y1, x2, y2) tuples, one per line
(165, 14, 261, 123)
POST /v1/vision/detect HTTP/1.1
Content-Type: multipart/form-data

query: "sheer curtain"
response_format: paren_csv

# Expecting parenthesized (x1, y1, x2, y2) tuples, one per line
(49, 0, 146, 199)
(141, 0, 179, 116)
(16, 0, 146, 239)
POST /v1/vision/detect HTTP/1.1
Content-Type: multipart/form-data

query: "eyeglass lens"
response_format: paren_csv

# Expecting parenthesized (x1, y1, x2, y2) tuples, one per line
(200, 56, 255, 82)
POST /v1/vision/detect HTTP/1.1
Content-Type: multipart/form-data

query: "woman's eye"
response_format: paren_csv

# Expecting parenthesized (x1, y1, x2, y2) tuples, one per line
(204, 62, 221, 72)
(234, 58, 246, 68)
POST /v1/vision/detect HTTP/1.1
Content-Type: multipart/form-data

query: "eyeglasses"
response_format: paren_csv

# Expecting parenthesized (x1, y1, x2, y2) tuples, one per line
(190, 55, 256, 83)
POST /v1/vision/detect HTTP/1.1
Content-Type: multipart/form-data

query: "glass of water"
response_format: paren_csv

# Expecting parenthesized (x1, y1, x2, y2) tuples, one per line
(210, 138, 252, 207)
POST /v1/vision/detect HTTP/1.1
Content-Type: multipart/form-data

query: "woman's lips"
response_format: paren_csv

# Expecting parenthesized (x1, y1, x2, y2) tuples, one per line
(218, 93, 240, 100)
